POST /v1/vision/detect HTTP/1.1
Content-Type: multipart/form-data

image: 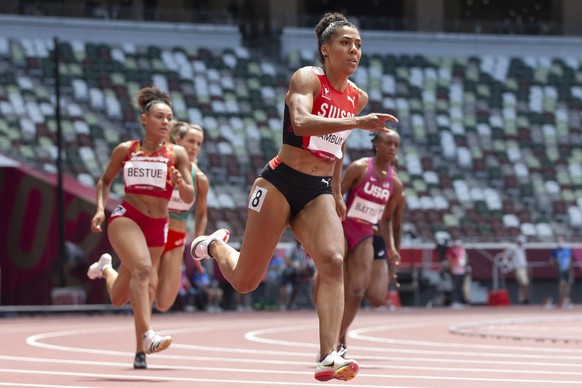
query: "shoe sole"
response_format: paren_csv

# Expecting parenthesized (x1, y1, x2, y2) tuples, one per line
(315, 361, 359, 382)
(190, 236, 206, 261)
(133, 361, 147, 369)
(87, 264, 100, 280)
(146, 337, 172, 354)
(133, 353, 147, 369)
(191, 229, 230, 261)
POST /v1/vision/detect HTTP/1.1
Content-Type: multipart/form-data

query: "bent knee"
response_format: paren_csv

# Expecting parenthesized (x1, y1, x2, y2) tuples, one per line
(155, 300, 172, 312)
(233, 278, 261, 294)
(132, 263, 153, 282)
(346, 285, 367, 299)
(316, 252, 344, 278)
(110, 296, 128, 308)
(366, 293, 386, 307)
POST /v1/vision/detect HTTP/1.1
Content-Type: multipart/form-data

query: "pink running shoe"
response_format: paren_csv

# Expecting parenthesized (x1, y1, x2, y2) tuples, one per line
(314, 350, 359, 382)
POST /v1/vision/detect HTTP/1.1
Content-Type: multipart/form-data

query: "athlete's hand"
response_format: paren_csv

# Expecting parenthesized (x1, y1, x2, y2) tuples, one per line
(91, 210, 105, 233)
(170, 166, 184, 187)
(333, 192, 346, 220)
(357, 113, 398, 133)
(388, 249, 401, 288)
(389, 248, 401, 266)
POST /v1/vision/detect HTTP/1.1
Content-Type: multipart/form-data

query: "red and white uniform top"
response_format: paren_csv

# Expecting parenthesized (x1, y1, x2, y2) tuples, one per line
(282, 66, 360, 162)
(345, 157, 394, 225)
(122, 140, 175, 201)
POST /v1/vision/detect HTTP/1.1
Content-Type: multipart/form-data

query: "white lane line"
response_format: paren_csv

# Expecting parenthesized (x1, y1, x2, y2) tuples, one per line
(243, 324, 582, 360)
(1, 366, 580, 386)
(18, 312, 582, 386)
(349, 324, 582, 354)
(24, 322, 582, 367)
(450, 315, 582, 342)
(172, 345, 582, 368)
(0, 384, 94, 388)
(0, 369, 409, 388)
(1, 354, 581, 378)
(24, 321, 258, 355)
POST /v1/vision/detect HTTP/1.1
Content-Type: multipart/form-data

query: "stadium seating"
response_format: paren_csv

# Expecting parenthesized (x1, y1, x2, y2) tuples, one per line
(2, 34, 582, 244)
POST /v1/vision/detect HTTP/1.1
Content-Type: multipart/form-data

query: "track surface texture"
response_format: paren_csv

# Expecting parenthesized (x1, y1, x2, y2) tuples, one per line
(1, 306, 582, 387)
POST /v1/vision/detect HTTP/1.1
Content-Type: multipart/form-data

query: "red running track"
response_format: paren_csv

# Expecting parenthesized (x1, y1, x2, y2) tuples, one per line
(1, 306, 582, 387)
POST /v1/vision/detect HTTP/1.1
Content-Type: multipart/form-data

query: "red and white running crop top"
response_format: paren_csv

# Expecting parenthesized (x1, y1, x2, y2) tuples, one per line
(282, 66, 360, 162)
(122, 140, 175, 200)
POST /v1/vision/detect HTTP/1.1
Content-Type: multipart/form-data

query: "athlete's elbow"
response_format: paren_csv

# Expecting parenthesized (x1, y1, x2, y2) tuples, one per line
(293, 124, 309, 136)
(291, 116, 311, 135)
(180, 190, 194, 204)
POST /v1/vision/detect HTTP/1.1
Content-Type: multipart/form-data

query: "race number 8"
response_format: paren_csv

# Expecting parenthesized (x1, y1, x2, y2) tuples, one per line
(249, 186, 268, 212)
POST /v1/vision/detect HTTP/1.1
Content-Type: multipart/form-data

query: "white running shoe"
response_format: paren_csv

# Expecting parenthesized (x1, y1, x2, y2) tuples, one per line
(190, 229, 230, 261)
(86, 253, 112, 280)
(314, 350, 359, 382)
(142, 329, 172, 354)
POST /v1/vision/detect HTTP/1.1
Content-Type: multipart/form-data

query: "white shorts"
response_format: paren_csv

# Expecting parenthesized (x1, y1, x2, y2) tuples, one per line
(514, 268, 529, 286)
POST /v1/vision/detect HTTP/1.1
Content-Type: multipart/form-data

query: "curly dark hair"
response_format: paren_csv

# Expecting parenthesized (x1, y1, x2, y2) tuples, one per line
(135, 85, 172, 113)
(314, 12, 357, 64)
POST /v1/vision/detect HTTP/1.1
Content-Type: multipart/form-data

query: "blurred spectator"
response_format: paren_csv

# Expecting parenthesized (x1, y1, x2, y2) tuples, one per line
(446, 239, 468, 308)
(435, 258, 453, 307)
(280, 241, 312, 310)
(428, 238, 452, 307)
(504, 235, 529, 304)
(175, 265, 202, 312)
(63, 240, 89, 287)
(263, 251, 285, 309)
(435, 238, 449, 264)
(192, 265, 223, 313)
(235, 291, 252, 312)
(550, 236, 574, 308)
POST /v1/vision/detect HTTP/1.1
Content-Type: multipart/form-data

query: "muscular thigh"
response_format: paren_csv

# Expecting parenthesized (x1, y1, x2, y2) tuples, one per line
(108, 217, 152, 271)
(366, 259, 388, 305)
(238, 178, 291, 282)
(345, 238, 374, 289)
(290, 194, 344, 263)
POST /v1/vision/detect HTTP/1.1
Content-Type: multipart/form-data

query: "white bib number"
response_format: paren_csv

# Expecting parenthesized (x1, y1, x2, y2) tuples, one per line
(249, 186, 267, 212)
(307, 129, 351, 160)
(168, 188, 194, 212)
(346, 195, 385, 225)
(124, 161, 167, 189)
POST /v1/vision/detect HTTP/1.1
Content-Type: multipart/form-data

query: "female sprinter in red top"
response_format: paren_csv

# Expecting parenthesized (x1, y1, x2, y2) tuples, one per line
(88, 86, 194, 368)
(189, 12, 397, 381)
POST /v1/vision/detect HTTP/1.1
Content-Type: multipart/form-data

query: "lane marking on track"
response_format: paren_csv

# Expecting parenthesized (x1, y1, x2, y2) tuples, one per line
(0, 368, 413, 388)
(1, 355, 582, 377)
(0, 383, 96, 388)
(450, 315, 582, 343)
(1, 367, 581, 386)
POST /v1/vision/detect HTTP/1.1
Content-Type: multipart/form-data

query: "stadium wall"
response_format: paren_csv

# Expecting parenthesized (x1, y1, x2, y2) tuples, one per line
(280, 27, 582, 59)
(0, 14, 242, 49)
(0, 162, 117, 305)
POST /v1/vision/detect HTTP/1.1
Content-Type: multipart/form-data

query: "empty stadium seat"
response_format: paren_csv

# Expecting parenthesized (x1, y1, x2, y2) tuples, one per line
(4, 33, 582, 243)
